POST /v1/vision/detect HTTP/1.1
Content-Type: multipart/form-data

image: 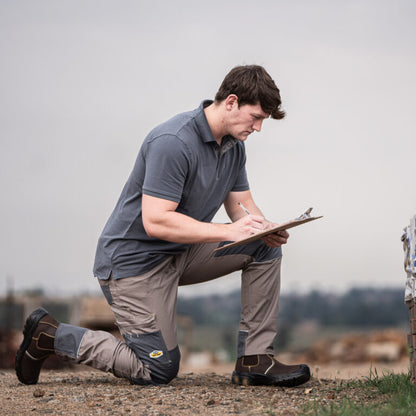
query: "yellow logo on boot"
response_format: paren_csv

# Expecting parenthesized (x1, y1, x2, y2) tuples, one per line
(149, 350, 163, 358)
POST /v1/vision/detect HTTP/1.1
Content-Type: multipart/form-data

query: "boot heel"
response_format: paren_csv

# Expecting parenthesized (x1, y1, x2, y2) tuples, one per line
(231, 372, 252, 386)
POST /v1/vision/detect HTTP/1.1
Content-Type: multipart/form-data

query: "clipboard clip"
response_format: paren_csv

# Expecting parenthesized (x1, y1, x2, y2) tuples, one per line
(295, 207, 313, 220)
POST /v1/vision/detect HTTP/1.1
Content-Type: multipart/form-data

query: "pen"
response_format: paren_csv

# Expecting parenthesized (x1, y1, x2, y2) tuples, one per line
(238, 202, 250, 215)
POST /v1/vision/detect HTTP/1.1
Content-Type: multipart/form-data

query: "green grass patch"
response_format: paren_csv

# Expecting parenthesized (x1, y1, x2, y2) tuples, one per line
(303, 369, 416, 416)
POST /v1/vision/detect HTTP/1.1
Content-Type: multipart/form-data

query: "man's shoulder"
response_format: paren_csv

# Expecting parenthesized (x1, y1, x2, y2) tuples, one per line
(149, 106, 201, 140)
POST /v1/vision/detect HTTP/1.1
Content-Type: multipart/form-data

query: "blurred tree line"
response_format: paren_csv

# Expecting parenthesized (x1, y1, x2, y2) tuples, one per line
(178, 287, 408, 328)
(278, 288, 408, 327)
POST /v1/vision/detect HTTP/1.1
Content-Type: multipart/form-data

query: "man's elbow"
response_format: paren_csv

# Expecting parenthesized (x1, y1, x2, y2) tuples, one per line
(142, 218, 160, 239)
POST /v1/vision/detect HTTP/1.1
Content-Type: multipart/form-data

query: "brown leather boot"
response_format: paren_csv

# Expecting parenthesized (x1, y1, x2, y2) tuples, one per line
(15, 308, 60, 385)
(232, 354, 310, 387)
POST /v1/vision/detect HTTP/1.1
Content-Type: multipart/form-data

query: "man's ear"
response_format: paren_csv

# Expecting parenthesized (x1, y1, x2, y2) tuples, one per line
(224, 94, 238, 111)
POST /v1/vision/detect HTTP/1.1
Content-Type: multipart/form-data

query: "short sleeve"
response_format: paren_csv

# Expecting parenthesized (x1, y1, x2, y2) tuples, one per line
(231, 165, 250, 192)
(231, 143, 249, 192)
(142, 135, 190, 202)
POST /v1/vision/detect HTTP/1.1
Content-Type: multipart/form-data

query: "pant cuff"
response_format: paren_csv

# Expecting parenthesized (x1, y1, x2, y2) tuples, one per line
(55, 323, 88, 359)
(237, 330, 248, 358)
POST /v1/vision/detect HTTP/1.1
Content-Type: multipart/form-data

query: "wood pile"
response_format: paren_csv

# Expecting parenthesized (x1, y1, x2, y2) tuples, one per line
(301, 329, 408, 364)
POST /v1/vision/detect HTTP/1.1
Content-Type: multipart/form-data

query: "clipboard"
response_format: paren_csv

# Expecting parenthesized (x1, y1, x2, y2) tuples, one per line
(214, 207, 323, 252)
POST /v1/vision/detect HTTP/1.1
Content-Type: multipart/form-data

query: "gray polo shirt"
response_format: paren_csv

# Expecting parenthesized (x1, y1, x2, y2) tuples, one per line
(93, 101, 250, 280)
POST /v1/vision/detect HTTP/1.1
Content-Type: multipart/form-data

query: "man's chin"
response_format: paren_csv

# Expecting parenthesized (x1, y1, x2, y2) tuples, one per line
(238, 133, 251, 141)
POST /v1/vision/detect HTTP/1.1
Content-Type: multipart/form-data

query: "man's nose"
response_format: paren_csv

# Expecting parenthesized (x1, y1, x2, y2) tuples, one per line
(252, 119, 263, 132)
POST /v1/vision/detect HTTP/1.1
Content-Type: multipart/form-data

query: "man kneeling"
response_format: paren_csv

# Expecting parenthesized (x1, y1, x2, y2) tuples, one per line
(16, 65, 310, 387)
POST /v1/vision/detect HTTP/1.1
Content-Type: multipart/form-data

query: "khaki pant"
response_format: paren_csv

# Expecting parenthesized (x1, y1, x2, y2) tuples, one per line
(54, 240, 282, 384)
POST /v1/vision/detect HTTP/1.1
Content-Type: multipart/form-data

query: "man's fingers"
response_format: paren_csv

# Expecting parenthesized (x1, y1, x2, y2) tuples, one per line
(262, 229, 290, 247)
(278, 229, 290, 238)
(243, 215, 266, 230)
(250, 215, 266, 226)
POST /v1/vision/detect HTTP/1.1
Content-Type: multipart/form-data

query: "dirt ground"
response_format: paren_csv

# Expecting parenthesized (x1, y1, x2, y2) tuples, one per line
(0, 360, 410, 416)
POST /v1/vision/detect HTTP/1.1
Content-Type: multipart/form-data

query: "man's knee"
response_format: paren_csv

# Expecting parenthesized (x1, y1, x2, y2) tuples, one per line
(124, 331, 180, 384)
(150, 345, 180, 384)
(252, 243, 282, 263)
(215, 239, 282, 263)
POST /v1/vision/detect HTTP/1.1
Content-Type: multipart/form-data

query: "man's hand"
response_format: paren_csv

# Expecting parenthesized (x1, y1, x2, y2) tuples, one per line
(226, 214, 266, 242)
(261, 221, 290, 247)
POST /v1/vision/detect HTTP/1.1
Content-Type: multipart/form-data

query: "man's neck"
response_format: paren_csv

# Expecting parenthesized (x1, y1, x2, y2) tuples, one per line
(203, 102, 226, 145)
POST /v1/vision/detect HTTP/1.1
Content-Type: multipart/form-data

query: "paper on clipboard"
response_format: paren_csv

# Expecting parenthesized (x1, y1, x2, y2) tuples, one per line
(214, 207, 323, 252)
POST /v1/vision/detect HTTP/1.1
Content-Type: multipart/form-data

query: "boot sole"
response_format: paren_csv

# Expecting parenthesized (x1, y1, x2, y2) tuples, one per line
(15, 307, 49, 385)
(231, 364, 311, 387)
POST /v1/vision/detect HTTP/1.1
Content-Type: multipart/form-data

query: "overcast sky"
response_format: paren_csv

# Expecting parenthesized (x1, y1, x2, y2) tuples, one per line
(1, 0, 415, 298)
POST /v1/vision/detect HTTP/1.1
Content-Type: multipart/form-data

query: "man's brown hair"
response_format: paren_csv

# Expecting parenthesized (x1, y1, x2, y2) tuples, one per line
(215, 65, 285, 120)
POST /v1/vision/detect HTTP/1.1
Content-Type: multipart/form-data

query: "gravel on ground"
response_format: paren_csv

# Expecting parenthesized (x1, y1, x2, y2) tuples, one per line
(0, 368, 378, 416)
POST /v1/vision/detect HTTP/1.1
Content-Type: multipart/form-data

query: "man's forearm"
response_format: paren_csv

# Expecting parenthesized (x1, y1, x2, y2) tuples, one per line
(144, 210, 230, 244)
(144, 209, 267, 244)
(142, 193, 266, 244)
